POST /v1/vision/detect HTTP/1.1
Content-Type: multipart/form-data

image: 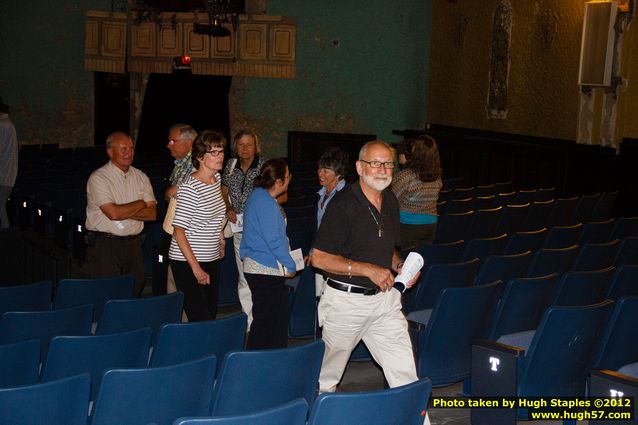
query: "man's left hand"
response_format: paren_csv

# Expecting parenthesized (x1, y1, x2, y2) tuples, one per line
(397, 264, 421, 289)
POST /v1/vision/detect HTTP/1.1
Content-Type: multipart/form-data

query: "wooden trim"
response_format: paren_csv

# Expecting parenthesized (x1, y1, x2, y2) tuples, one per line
(85, 11, 296, 78)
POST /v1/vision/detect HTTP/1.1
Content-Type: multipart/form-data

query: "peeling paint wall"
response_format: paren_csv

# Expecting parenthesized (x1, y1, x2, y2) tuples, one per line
(428, 0, 585, 140)
(230, 0, 432, 157)
(0, 0, 109, 147)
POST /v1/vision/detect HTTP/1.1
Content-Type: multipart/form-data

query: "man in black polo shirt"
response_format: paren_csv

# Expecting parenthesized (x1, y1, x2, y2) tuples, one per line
(311, 140, 420, 393)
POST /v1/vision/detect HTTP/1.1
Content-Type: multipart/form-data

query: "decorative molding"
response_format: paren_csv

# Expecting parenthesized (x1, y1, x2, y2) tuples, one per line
(84, 11, 127, 74)
(85, 11, 296, 79)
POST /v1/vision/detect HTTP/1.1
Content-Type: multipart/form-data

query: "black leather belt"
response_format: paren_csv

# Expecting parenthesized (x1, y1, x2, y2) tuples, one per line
(327, 279, 379, 296)
(92, 231, 140, 240)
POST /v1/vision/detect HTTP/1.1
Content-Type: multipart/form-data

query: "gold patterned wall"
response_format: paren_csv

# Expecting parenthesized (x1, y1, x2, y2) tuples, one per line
(427, 0, 638, 143)
(85, 11, 296, 79)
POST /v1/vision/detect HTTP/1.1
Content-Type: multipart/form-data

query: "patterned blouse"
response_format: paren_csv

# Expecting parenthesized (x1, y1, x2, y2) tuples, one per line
(391, 169, 442, 221)
(221, 155, 266, 214)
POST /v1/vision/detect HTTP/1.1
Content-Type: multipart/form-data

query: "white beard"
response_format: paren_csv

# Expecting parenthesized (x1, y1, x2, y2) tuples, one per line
(362, 172, 391, 191)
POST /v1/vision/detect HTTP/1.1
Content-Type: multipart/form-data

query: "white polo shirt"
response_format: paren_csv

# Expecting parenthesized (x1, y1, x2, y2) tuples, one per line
(85, 161, 156, 236)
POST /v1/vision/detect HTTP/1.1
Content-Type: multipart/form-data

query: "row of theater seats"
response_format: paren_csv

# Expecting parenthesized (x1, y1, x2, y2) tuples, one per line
(0, 278, 432, 425)
(8, 145, 173, 276)
(283, 215, 638, 337)
(435, 192, 620, 243)
(398, 214, 638, 423)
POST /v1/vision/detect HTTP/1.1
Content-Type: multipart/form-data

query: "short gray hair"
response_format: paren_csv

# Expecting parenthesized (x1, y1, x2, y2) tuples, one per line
(358, 140, 392, 160)
(169, 123, 197, 142)
(106, 131, 133, 149)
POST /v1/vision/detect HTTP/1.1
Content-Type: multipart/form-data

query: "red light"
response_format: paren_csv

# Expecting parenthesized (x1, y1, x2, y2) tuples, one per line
(180, 55, 191, 66)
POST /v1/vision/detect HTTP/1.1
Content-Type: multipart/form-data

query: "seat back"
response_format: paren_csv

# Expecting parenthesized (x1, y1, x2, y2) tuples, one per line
(607, 266, 638, 300)
(525, 200, 555, 231)
(526, 245, 579, 278)
(0, 374, 90, 425)
(210, 340, 324, 416)
(513, 189, 537, 205)
(579, 219, 615, 245)
(548, 197, 579, 227)
(475, 250, 533, 286)
(573, 193, 601, 224)
(92, 355, 217, 425)
(307, 378, 432, 425)
(474, 184, 496, 198)
(434, 211, 473, 243)
(462, 234, 507, 263)
(0, 280, 52, 316)
(287, 267, 318, 338)
(535, 187, 555, 202)
(417, 240, 465, 267)
(413, 282, 502, 385)
(174, 399, 309, 425)
(408, 258, 480, 313)
(0, 339, 40, 388)
(0, 304, 93, 359)
(551, 267, 615, 307)
(591, 191, 618, 221)
(466, 207, 503, 239)
(488, 273, 560, 340)
(612, 216, 638, 239)
(573, 239, 621, 271)
(496, 203, 530, 235)
(543, 223, 583, 249)
(446, 198, 472, 214)
(218, 237, 240, 307)
(494, 181, 513, 195)
(54, 275, 134, 322)
(97, 292, 184, 343)
(593, 297, 638, 371)
(152, 314, 246, 371)
(503, 228, 547, 255)
(472, 195, 497, 211)
(519, 300, 614, 397)
(496, 191, 516, 207)
(42, 327, 152, 400)
(449, 187, 474, 201)
(615, 237, 638, 266)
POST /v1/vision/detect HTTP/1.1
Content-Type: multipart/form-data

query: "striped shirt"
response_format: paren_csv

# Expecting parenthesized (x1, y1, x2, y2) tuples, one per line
(169, 174, 225, 262)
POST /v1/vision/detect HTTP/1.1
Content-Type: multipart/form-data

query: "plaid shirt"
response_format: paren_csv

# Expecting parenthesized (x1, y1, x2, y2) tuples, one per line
(169, 152, 193, 187)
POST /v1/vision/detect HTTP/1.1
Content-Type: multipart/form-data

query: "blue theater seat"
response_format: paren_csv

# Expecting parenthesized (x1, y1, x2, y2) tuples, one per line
(472, 300, 614, 425)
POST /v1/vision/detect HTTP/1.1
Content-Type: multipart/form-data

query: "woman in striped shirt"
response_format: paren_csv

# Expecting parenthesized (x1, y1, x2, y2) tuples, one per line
(169, 130, 227, 321)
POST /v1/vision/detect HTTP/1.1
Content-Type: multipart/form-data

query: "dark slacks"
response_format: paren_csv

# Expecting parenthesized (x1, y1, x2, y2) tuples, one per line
(171, 259, 220, 321)
(87, 234, 145, 297)
(245, 273, 289, 350)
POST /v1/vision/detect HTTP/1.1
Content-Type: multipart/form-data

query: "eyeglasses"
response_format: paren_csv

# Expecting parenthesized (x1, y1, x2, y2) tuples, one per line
(359, 160, 395, 169)
(205, 148, 225, 157)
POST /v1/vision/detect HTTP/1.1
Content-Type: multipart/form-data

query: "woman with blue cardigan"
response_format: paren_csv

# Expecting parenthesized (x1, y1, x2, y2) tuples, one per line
(240, 158, 296, 349)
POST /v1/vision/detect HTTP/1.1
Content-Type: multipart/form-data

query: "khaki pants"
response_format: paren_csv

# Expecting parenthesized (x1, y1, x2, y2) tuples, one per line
(318, 285, 418, 392)
(233, 232, 253, 330)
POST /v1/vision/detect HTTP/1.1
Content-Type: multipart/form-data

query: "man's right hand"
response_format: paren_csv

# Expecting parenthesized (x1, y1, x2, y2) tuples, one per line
(365, 263, 394, 292)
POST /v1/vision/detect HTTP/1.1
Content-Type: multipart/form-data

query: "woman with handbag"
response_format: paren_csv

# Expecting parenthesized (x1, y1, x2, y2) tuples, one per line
(168, 130, 227, 321)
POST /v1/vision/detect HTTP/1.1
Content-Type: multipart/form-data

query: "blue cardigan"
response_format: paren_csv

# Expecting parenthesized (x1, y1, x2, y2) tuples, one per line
(240, 188, 296, 271)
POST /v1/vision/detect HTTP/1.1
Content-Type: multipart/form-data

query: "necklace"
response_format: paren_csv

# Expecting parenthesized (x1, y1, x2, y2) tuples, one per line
(366, 205, 384, 238)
